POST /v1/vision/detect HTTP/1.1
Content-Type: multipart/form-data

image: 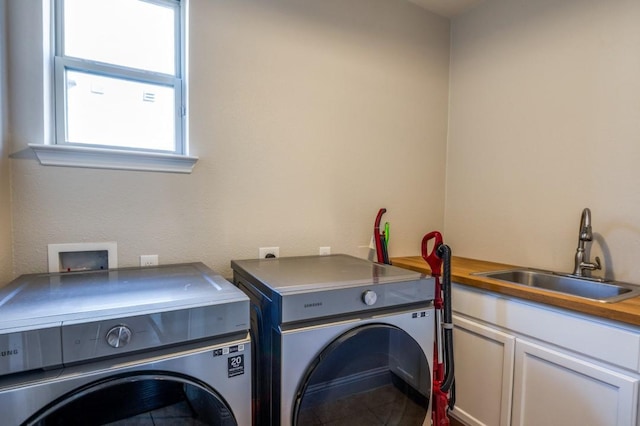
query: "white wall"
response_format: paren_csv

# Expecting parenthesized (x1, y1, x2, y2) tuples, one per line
(446, 0, 640, 282)
(6, 0, 450, 280)
(0, 0, 12, 285)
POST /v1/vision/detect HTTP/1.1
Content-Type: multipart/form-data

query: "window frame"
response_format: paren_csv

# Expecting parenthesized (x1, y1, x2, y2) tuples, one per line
(30, 0, 197, 173)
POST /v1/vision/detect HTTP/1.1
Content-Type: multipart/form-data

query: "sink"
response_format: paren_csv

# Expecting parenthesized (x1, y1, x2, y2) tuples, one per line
(473, 269, 640, 303)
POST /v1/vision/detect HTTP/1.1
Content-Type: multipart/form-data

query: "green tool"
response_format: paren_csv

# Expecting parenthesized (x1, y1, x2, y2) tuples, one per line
(384, 222, 390, 245)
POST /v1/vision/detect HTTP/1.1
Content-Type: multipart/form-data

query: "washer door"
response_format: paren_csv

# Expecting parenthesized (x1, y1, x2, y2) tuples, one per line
(24, 373, 238, 426)
(292, 324, 431, 426)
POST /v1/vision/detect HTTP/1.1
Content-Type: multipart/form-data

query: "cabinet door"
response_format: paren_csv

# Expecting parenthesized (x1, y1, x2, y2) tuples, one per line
(451, 314, 515, 426)
(512, 339, 639, 426)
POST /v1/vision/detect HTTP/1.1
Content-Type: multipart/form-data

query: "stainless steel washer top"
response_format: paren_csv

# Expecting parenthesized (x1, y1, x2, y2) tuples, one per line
(0, 262, 246, 332)
(0, 263, 249, 376)
(231, 254, 434, 324)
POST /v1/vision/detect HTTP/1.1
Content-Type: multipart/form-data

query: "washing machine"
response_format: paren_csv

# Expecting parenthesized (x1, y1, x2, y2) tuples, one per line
(0, 263, 251, 426)
(231, 254, 435, 426)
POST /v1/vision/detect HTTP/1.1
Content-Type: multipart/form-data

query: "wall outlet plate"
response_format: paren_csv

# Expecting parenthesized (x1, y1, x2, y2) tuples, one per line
(140, 254, 159, 267)
(259, 247, 279, 259)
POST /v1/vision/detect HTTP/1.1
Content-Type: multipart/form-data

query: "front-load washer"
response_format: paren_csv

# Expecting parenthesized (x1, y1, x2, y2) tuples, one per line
(231, 254, 435, 426)
(0, 263, 251, 426)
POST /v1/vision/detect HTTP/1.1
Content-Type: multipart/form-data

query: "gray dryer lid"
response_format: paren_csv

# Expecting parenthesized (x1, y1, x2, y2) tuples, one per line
(231, 254, 434, 323)
(231, 254, 433, 295)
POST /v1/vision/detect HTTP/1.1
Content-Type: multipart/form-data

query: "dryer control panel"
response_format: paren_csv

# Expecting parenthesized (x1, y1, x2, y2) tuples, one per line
(280, 278, 433, 323)
(361, 290, 378, 306)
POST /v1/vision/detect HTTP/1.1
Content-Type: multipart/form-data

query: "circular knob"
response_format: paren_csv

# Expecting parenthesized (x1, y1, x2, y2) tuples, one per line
(362, 290, 378, 306)
(106, 325, 132, 348)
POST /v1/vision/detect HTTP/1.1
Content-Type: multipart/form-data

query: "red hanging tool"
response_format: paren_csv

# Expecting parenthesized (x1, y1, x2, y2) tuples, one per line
(422, 231, 455, 426)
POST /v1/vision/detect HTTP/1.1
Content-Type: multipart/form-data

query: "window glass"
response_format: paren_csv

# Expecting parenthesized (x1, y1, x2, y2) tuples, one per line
(65, 70, 176, 151)
(63, 0, 175, 75)
(26, 376, 237, 425)
(293, 325, 430, 426)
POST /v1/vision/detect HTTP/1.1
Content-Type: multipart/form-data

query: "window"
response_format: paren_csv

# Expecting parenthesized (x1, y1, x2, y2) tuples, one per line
(31, 0, 197, 173)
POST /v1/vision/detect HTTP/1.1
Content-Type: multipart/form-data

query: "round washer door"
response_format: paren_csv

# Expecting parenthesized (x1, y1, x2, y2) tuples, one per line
(292, 324, 431, 426)
(23, 373, 238, 425)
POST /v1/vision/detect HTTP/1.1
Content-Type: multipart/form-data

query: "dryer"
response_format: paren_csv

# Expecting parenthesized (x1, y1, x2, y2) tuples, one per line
(0, 263, 251, 426)
(231, 254, 435, 426)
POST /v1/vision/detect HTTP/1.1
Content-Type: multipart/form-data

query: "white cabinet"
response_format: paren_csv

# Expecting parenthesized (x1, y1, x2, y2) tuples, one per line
(451, 284, 640, 426)
(451, 315, 515, 426)
(512, 339, 638, 426)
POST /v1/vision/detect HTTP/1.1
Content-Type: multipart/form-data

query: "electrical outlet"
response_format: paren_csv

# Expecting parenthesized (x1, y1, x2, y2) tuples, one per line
(319, 246, 331, 256)
(140, 254, 159, 267)
(259, 247, 279, 259)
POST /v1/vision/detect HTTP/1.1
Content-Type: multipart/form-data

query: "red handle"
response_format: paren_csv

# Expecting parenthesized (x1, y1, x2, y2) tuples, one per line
(421, 231, 443, 277)
(374, 209, 386, 263)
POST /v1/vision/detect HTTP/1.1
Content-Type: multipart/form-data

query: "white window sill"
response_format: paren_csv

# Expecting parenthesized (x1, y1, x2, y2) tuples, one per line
(29, 144, 198, 174)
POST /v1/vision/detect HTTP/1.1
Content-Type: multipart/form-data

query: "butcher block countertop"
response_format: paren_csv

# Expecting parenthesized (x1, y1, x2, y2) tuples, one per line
(391, 256, 640, 328)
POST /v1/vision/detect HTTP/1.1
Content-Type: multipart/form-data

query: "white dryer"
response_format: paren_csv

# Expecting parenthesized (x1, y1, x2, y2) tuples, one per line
(232, 254, 435, 426)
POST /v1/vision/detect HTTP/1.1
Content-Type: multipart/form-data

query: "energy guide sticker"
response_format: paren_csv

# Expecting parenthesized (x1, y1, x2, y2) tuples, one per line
(228, 354, 244, 377)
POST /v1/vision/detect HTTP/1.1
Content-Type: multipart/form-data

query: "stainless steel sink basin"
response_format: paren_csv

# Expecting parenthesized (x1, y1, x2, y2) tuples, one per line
(473, 269, 640, 303)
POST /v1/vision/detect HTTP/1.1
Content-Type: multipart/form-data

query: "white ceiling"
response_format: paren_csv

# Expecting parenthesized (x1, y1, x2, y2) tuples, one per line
(406, 0, 484, 18)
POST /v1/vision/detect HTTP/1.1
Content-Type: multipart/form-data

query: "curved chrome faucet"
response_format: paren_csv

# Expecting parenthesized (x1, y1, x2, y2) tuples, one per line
(573, 208, 601, 277)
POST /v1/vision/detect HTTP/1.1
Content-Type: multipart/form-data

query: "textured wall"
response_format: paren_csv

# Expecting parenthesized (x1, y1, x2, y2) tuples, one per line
(8, 0, 450, 278)
(446, 0, 640, 282)
(0, 0, 12, 285)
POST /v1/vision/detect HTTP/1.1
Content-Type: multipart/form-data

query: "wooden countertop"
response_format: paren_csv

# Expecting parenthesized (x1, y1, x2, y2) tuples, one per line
(391, 256, 640, 327)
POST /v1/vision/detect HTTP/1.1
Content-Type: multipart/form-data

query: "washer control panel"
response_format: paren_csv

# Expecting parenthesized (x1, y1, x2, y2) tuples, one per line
(61, 302, 248, 364)
(106, 325, 132, 348)
(0, 327, 62, 376)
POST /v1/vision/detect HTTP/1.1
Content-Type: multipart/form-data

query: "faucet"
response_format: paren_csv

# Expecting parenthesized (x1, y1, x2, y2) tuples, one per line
(572, 208, 601, 277)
